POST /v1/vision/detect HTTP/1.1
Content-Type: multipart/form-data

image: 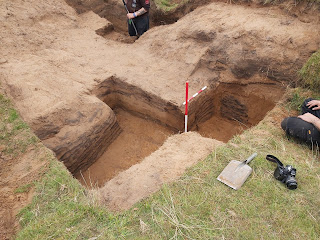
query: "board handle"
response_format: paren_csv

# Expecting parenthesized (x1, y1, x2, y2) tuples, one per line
(245, 153, 257, 164)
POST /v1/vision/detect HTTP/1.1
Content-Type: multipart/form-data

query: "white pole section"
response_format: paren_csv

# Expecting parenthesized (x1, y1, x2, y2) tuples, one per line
(185, 81, 189, 132)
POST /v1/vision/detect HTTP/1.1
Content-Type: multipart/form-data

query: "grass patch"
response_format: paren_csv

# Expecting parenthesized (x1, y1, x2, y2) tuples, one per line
(299, 50, 320, 91)
(283, 87, 320, 116)
(16, 159, 113, 240)
(0, 94, 39, 156)
(284, 87, 320, 112)
(14, 183, 34, 194)
(154, 0, 180, 11)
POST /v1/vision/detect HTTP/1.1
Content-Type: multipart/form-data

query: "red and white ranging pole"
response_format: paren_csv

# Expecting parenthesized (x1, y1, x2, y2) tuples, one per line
(184, 83, 207, 132)
(185, 81, 189, 132)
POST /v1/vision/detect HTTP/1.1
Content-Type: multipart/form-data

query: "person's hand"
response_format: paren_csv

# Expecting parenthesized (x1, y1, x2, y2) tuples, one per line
(298, 113, 320, 124)
(127, 13, 135, 19)
(306, 99, 320, 110)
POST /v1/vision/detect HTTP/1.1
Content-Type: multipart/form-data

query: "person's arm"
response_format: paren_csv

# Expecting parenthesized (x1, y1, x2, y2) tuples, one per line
(298, 113, 320, 130)
(127, 0, 150, 19)
(127, 8, 148, 19)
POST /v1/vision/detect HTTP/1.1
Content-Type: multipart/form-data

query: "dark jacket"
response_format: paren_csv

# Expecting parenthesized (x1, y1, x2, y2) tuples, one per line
(127, 0, 150, 15)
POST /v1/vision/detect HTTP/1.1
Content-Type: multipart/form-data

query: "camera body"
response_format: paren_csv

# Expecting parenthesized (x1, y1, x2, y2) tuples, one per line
(266, 155, 298, 190)
(274, 164, 297, 190)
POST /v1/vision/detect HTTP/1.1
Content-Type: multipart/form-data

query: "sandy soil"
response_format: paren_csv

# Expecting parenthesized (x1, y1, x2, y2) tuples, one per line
(1, 0, 320, 238)
(76, 108, 175, 187)
(98, 132, 223, 211)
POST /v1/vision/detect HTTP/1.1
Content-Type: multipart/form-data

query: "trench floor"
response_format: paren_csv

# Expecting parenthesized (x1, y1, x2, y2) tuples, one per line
(76, 109, 248, 187)
(75, 108, 174, 187)
(191, 115, 245, 142)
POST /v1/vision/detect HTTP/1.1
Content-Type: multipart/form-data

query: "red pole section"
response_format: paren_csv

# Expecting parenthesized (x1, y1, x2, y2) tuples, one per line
(185, 81, 189, 132)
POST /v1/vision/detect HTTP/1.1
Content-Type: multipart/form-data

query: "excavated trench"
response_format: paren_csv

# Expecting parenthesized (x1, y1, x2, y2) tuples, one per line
(65, 0, 207, 42)
(74, 76, 283, 187)
(2, 0, 320, 238)
(74, 77, 183, 186)
(62, 0, 291, 187)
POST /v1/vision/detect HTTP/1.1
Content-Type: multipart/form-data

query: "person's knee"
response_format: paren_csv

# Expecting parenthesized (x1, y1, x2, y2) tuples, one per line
(281, 117, 289, 130)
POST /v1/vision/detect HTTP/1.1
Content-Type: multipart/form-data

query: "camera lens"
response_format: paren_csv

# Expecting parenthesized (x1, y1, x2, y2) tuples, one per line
(286, 177, 297, 190)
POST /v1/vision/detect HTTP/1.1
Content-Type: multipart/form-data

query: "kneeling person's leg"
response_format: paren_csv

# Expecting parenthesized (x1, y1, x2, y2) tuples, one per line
(281, 117, 320, 144)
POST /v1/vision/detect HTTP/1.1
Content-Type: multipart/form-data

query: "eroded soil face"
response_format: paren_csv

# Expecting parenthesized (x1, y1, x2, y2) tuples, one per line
(1, 0, 320, 237)
(76, 108, 175, 187)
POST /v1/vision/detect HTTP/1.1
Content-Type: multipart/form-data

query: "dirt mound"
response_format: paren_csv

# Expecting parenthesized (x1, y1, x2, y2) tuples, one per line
(98, 132, 223, 211)
(1, 0, 320, 237)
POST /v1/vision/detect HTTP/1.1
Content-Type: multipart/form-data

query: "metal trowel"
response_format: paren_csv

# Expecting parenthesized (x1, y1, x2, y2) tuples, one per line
(217, 153, 257, 190)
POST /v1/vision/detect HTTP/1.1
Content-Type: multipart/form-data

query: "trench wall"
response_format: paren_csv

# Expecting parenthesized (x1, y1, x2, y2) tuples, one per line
(92, 76, 185, 131)
(35, 98, 122, 174)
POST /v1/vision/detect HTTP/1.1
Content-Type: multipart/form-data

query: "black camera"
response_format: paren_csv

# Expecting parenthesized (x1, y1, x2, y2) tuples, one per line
(266, 155, 297, 190)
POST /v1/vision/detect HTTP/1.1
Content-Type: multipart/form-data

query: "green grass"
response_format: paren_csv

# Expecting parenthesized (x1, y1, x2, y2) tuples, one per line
(0, 94, 39, 156)
(14, 183, 34, 194)
(154, 0, 179, 11)
(16, 159, 114, 240)
(284, 88, 320, 112)
(299, 50, 320, 91)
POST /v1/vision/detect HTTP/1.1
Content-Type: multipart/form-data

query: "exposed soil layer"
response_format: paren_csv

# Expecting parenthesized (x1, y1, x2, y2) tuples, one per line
(98, 131, 223, 211)
(92, 77, 183, 131)
(191, 82, 283, 142)
(65, 0, 320, 42)
(77, 77, 283, 188)
(1, 0, 320, 237)
(76, 108, 175, 187)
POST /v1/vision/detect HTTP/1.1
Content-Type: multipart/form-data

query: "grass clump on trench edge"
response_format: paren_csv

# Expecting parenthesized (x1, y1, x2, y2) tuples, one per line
(0, 94, 38, 156)
(299, 49, 320, 91)
(154, 0, 180, 11)
(13, 87, 320, 239)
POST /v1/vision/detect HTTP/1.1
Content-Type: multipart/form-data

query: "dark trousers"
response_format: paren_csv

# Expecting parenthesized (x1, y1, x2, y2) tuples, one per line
(281, 98, 320, 145)
(128, 14, 149, 36)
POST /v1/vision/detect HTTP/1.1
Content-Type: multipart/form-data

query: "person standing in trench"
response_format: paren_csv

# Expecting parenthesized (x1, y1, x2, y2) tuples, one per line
(126, 0, 150, 37)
